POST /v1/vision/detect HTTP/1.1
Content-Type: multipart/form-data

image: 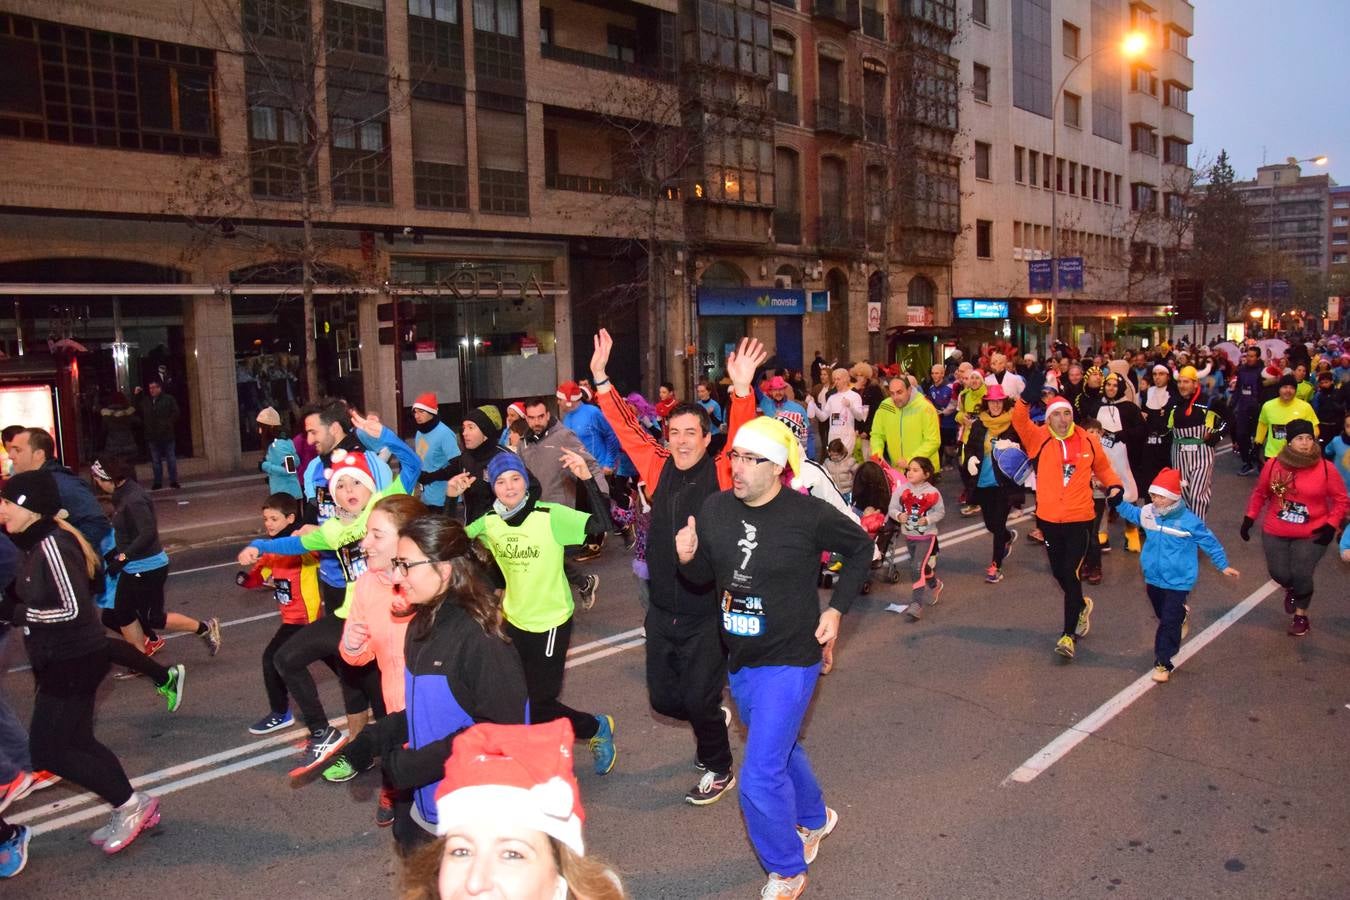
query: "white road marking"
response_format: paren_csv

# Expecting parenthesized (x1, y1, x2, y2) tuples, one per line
(1003, 578, 1280, 785)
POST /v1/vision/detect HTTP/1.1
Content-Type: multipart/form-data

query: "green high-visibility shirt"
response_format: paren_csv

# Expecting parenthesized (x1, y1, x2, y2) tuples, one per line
(467, 502, 589, 633)
(1256, 397, 1318, 458)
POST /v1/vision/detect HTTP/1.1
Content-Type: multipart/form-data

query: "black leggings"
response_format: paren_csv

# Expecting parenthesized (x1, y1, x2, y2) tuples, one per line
(506, 618, 599, 740)
(105, 636, 171, 685)
(274, 613, 384, 732)
(30, 650, 134, 807)
(977, 486, 1012, 566)
(101, 565, 170, 633)
(1039, 518, 1091, 636)
(263, 623, 306, 715)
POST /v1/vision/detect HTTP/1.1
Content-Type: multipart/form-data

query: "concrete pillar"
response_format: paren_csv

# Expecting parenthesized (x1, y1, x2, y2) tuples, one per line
(183, 293, 240, 472)
(357, 294, 396, 418)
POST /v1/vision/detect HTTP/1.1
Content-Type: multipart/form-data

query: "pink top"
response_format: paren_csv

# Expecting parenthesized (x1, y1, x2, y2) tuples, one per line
(340, 571, 410, 713)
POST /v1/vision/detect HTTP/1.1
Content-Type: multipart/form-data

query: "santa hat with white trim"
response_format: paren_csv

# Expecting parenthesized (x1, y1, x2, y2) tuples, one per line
(325, 447, 377, 495)
(1044, 396, 1073, 418)
(435, 720, 586, 856)
(412, 392, 439, 416)
(1148, 467, 1184, 501)
(732, 415, 803, 487)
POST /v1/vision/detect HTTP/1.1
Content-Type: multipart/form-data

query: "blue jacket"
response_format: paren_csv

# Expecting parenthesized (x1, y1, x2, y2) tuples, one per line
(1116, 500, 1229, 591)
(563, 403, 620, 471)
(1327, 434, 1350, 495)
(40, 460, 111, 546)
(412, 419, 461, 508)
(260, 437, 302, 498)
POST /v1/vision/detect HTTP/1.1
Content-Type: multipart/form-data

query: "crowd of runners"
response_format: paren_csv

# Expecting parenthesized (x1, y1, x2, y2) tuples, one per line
(0, 326, 1349, 898)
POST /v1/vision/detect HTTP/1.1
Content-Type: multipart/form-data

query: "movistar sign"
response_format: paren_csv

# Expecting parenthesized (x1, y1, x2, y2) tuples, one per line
(698, 288, 806, 316)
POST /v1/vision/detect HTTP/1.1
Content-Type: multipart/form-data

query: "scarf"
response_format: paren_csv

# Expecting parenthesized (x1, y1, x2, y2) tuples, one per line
(1276, 442, 1322, 470)
(978, 409, 1012, 454)
(524, 416, 557, 445)
(493, 495, 530, 520)
(414, 414, 441, 435)
(9, 515, 58, 554)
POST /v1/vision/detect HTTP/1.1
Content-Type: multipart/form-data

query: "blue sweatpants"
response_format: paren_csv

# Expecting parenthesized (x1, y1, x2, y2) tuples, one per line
(728, 663, 827, 878)
(0, 631, 32, 780)
(1145, 584, 1189, 669)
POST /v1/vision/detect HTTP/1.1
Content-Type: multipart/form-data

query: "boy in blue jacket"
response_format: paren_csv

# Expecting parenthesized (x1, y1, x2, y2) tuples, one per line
(1109, 467, 1240, 683)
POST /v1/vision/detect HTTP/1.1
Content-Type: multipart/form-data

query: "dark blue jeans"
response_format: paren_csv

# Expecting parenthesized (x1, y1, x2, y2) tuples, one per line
(0, 631, 31, 779)
(148, 439, 178, 486)
(1146, 584, 1189, 669)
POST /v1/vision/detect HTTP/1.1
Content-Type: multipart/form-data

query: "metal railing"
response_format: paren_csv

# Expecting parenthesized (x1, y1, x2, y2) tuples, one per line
(814, 100, 863, 138)
(540, 42, 674, 82)
(813, 0, 860, 28)
(774, 209, 802, 244)
(772, 90, 799, 124)
(818, 214, 864, 250)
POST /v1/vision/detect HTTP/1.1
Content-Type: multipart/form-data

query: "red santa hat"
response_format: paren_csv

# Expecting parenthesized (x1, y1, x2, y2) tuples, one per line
(556, 381, 583, 403)
(507, 401, 527, 420)
(1045, 397, 1073, 417)
(412, 392, 439, 416)
(435, 720, 585, 856)
(325, 448, 377, 495)
(1148, 467, 1184, 501)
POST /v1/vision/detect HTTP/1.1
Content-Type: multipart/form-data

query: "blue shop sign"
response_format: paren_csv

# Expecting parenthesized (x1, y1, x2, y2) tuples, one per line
(698, 287, 806, 316)
(954, 299, 1010, 319)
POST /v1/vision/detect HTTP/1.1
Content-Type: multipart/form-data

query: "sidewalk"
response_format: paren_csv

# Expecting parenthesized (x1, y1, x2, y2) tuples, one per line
(151, 472, 272, 549)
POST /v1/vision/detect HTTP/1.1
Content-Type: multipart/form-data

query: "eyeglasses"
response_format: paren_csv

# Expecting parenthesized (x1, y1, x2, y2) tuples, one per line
(727, 450, 771, 466)
(389, 557, 435, 578)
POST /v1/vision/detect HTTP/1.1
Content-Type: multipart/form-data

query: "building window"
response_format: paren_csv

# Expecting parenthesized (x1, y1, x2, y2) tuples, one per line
(1114, 174, 1122, 205)
(1334, 253, 1348, 265)
(1055, 157, 1063, 192)
(1163, 137, 1187, 167)
(412, 98, 467, 209)
(1334, 216, 1349, 227)
(1092, 168, 1100, 200)
(474, 0, 523, 83)
(1164, 25, 1189, 56)
(1012, 0, 1052, 118)
(772, 32, 797, 124)
(1165, 192, 1184, 219)
(331, 115, 391, 203)
(410, 0, 458, 22)
(606, 26, 637, 63)
(244, 0, 309, 40)
(1027, 150, 1039, 187)
(976, 219, 992, 259)
(409, 0, 464, 72)
(477, 94, 527, 214)
(1062, 21, 1080, 59)
(1335, 233, 1349, 245)
(974, 141, 991, 180)
(1131, 123, 1157, 156)
(473, 0, 520, 35)
(0, 13, 220, 155)
(698, 0, 772, 78)
(774, 147, 801, 243)
(538, 6, 552, 43)
(863, 65, 886, 142)
(1131, 64, 1158, 96)
(972, 0, 987, 26)
(1164, 81, 1189, 111)
(248, 105, 304, 198)
(1014, 146, 1024, 183)
(1131, 182, 1155, 213)
(1043, 154, 1051, 189)
(1333, 197, 1348, 209)
(1063, 91, 1081, 128)
(705, 127, 774, 205)
(973, 63, 990, 103)
(326, 0, 386, 56)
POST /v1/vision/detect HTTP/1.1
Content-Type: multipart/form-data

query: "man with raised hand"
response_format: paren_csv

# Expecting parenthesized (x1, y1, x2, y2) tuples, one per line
(589, 329, 763, 808)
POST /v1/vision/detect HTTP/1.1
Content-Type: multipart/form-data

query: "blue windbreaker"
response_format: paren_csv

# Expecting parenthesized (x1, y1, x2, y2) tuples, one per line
(1115, 500, 1229, 591)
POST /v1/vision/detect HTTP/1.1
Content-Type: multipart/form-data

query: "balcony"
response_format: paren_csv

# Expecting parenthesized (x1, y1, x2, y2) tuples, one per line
(812, 0, 860, 29)
(818, 214, 864, 252)
(773, 90, 799, 124)
(863, 112, 886, 143)
(774, 209, 802, 244)
(861, 6, 884, 39)
(546, 171, 614, 194)
(540, 42, 674, 82)
(814, 100, 863, 138)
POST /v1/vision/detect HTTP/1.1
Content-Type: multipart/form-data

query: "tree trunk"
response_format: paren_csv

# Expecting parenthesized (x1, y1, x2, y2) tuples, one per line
(299, 166, 320, 402)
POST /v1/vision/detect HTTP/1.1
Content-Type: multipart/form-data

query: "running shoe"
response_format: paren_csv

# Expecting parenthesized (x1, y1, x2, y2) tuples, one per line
(620, 524, 637, 550)
(0, 825, 31, 878)
(1283, 590, 1296, 616)
(589, 715, 617, 776)
(156, 663, 185, 713)
(1238, 463, 1256, 477)
(25, 772, 59, 794)
(1055, 635, 1076, 658)
(1151, 664, 1171, 683)
(289, 726, 347, 779)
(0, 772, 33, 816)
(574, 543, 602, 563)
(928, 578, 944, 606)
(321, 755, 361, 783)
(960, 503, 980, 517)
(984, 564, 1003, 584)
(685, 770, 736, 806)
(250, 711, 294, 735)
(1084, 565, 1103, 586)
(579, 574, 600, 611)
(1004, 529, 1018, 562)
(1029, 529, 1045, 545)
(1181, 605, 1191, 641)
(201, 617, 222, 657)
(1075, 596, 1094, 638)
(1098, 531, 1112, 554)
(376, 786, 397, 827)
(143, 636, 165, 657)
(761, 874, 807, 899)
(101, 793, 160, 855)
(798, 806, 838, 865)
(904, 601, 923, 621)
(1288, 614, 1310, 637)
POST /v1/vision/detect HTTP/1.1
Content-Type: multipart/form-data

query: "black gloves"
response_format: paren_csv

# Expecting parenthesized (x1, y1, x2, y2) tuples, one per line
(417, 471, 434, 486)
(104, 552, 126, 577)
(1239, 516, 1254, 542)
(1312, 524, 1335, 546)
(1106, 485, 1124, 508)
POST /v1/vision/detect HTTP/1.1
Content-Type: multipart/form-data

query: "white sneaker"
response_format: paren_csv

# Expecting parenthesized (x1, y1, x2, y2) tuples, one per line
(761, 873, 807, 898)
(101, 792, 160, 854)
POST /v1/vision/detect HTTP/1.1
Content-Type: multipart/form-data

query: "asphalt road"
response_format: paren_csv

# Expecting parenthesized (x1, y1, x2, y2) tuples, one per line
(3, 451, 1349, 899)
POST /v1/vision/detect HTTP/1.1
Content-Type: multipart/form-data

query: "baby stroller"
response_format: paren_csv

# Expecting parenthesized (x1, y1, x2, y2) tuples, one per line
(855, 456, 908, 585)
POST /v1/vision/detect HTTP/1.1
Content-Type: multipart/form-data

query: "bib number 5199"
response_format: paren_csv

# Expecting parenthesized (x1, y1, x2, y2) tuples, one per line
(723, 612, 762, 636)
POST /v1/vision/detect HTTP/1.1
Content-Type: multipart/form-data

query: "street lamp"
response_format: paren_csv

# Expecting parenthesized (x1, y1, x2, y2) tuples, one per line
(1265, 154, 1328, 321)
(1049, 31, 1149, 354)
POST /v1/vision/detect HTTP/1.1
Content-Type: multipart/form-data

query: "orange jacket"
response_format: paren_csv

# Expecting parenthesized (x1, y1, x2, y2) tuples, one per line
(339, 572, 409, 713)
(1012, 400, 1121, 524)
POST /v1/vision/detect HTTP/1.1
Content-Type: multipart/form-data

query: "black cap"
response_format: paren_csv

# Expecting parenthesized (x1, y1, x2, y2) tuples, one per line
(1284, 419, 1315, 441)
(1, 470, 63, 517)
(1277, 374, 1298, 389)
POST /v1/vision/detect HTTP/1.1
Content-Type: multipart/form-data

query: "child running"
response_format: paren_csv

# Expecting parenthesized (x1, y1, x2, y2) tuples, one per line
(466, 450, 618, 775)
(1109, 468, 1239, 682)
(237, 493, 323, 735)
(887, 457, 945, 620)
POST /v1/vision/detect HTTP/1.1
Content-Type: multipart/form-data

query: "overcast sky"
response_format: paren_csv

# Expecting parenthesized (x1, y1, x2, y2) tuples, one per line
(1189, 0, 1348, 184)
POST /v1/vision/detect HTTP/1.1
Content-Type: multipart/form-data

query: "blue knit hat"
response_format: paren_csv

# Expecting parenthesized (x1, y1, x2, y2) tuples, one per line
(486, 452, 529, 485)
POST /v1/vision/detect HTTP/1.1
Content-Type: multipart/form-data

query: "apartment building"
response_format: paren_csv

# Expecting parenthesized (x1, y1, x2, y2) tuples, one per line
(1332, 183, 1350, 277)
(0, 0, 966, 471)
(954, 0, 1194, 353)
(1231, 161, 1334, 275)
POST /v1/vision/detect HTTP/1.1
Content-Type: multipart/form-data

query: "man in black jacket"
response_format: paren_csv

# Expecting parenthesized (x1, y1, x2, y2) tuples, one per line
(4, 428, 111, 547)
(136, 381, 180, 490)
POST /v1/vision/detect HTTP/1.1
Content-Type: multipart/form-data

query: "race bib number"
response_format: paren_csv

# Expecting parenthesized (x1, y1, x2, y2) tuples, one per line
(1147, 434, 1163, 445)
(315, 485, 337, 522)
(274, 578, 294, 606)
(830, 411, 848, 427)
(1178, 443, 1198, 453)
(1061, 462, 1076, 487)
(720, 589, 764, 637)
(1277, 500, 1309, 525)
(1272, 425, 1287, 441)
(1100, 433, 1117, 448)
(1241, 386, 1254, 396)
(337, 540, 369, 583)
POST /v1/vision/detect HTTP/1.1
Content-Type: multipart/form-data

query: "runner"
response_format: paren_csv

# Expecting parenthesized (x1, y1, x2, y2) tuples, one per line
(0, 471, 160, 855)
(1256, 375, 1319, 460)
(590, 329, 761, 804)
(1095, 373, 1143, 552)
(1011, 395, 1123, 660)
(1167, 366, 1226, 520)
(675, 416, 873, 899)
(961, 384, 1021, 584)
(409, 392, 461, 517)
(466, 450, 617, 775)
(1241, 419, 1348, 636)
(1138, 365, 1178, 493)
(813, 367, 864, 458)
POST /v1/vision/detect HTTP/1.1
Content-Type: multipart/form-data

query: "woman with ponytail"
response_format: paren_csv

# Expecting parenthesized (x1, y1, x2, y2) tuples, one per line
(341, 515, 528, 854)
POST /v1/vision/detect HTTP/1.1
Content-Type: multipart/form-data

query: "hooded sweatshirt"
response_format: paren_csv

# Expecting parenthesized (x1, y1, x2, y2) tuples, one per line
(1115, 500, 1229, 591)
